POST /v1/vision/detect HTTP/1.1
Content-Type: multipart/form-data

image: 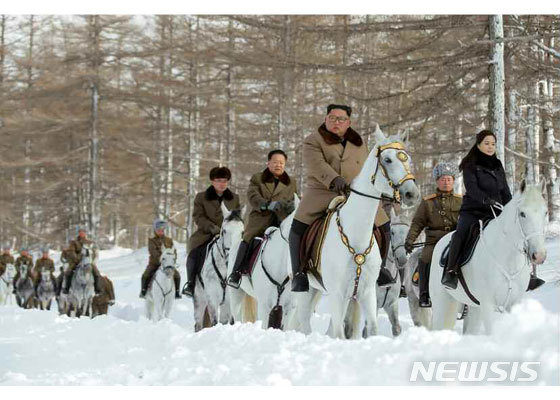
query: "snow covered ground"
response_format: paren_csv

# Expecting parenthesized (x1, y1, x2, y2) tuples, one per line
(1, 238, 558, 385)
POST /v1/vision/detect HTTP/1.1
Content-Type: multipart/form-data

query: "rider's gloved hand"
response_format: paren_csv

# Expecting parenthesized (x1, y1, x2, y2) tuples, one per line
(330, 176, 348, 194)
(404, 241, 413, 254)
(267, 201, 282, 213)
(208, 224, 220, 235)
(483, 197, 497, 207)
(259, 200, 269, 211)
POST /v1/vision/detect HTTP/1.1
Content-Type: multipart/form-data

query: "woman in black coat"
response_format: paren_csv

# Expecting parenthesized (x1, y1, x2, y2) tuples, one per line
(441, 130, 512, 289)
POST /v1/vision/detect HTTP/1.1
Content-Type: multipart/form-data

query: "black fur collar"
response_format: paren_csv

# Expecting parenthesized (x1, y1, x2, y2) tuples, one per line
(318, 123, 363, 147)
(261, 168, 291, 186)
(205, 185, 234, 201)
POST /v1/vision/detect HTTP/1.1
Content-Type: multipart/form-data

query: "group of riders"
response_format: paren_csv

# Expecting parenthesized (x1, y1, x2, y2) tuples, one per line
(0, 226, 103, 300)
(3, 103, 544, 312)
(137, 103, 547, 309)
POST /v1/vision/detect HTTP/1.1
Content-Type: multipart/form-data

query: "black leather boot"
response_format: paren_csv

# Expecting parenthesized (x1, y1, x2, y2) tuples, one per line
(174, 272, 181, 299)
(290, 221, 309, 292)
(441, 264, 458, 289)
(63, 270, 74, 294)
(418, 260, 431, 307)
(376, 222, 394, 287)
(227, 241, 249, 289)
(182, 251, 198, 297)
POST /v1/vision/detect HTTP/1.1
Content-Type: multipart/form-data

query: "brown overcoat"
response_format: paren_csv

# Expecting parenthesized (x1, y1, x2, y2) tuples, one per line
(148, 235, 176, 268)
(243, 169, 298, 242)
(33, 257, 55, 282)
(405, 190, 462, 263)
(294, 123, 389, 226)
(0, 253, 15, 275)
(188, 187, 241, 251)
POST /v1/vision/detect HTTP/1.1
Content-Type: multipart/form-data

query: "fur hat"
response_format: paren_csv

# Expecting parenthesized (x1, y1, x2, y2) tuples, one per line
(433, 162, 458, 181)
(209, 166, 232, 181)
(76, 225, 88, 235)
(153, 218, 167, 232)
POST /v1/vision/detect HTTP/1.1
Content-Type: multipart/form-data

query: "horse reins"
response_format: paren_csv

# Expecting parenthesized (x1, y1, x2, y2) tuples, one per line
(259, 228, 290, 308)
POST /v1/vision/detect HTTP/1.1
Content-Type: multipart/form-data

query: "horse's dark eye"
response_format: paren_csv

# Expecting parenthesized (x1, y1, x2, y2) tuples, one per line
(520, 212, 526, 218)
(385, 158, 392, 164)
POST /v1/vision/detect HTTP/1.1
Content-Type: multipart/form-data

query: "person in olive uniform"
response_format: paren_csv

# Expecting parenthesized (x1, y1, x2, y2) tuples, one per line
(405, 162, 462, 307)
(140, 218, 181, 299)
(33, 246, 56, 289)
(0, 243, 15, 277)
(63, 226, 102, 295)
(227, 149, 298, 289)
(13, 246, 34, 283)
(183, 166, 241, 297)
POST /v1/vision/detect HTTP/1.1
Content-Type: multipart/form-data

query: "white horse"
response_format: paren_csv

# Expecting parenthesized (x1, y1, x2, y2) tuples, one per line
(344, 209, 410, 337)
(56, 262, 71, 315)
(0, 263, 17, 306)
(36, 269, 56, 310)
(401, 248, 432, 328)
(229, 195, 299, 330)
(145, 246, 179, 322)
(194, 203, 244, 331)
(68, 246, 96, 317)
(15, 262, 35, 309)
(293, 126, 420, 338)
(428, 180, 548, 334)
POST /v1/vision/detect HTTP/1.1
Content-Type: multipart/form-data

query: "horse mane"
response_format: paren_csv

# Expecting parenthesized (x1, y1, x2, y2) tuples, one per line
(225, 208, 243, 222)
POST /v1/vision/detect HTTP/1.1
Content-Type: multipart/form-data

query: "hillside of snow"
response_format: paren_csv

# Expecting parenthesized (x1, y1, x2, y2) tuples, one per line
(1, 239, 558, 385)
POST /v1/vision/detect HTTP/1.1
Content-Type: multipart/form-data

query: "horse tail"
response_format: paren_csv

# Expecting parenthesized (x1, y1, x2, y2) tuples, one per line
(242, 294, 257, 323)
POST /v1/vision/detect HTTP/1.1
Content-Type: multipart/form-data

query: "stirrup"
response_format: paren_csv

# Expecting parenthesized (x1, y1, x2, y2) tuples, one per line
(527, 276, 545, 291)
(291, 271, 309, 292)
(227, 272, 241, 289)
(441, 270, 458, 290)
(399, 285, 407, 298)
(182, 282, 194, 297)
(139, 290, 146, 299)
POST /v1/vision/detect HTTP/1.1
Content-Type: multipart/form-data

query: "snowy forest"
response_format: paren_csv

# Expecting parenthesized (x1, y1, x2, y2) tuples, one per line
(0, 14, 559, 250)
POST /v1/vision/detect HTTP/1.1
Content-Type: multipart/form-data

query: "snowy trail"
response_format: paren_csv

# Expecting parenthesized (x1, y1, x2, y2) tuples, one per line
(0, 239, 558, 385)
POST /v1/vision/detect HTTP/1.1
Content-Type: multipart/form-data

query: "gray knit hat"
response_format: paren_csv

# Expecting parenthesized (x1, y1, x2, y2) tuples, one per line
(433, 162, 458, 181)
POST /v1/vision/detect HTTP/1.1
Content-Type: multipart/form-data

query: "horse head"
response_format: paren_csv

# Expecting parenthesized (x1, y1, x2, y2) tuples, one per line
(389, 208, 410, 268)
(279, 193, 300, 240)
(159, 246, 177, 277)
(515, 179, 548, 264)
(3, 263, 16, 280)
(75, 262, 93, 284)
(19, 262, 29, 278)
(367, 125, 420, 208)
(40, 269, 51, 283)
(220, 202, 245, 256)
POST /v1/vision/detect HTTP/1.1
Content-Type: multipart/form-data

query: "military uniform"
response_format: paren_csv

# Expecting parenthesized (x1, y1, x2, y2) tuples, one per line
(0, 253, 15, 276)
(63, 236, 102, 293)
(141, 234, 180, 293)
(405, 189, 462, 305)
(33, 257, 56, 286)
(14, 254, 34, 282)
(406, 190, 462, 265)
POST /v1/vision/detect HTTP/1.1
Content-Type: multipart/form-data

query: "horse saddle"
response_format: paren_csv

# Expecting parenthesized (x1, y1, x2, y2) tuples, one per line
(300, 206, 388, 281)
(241, 237, 265, 276)
(439, 217, 491, 269)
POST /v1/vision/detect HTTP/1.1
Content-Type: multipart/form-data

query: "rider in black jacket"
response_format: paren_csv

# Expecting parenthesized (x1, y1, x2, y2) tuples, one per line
(441, 129, 544, 290)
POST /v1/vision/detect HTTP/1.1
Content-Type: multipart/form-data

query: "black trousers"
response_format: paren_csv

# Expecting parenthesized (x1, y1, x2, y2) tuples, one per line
(446, 212, 481, 270)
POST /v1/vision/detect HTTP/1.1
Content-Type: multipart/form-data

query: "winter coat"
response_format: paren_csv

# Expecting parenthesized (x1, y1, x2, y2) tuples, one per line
(405, 190, 462, 264)
(66, 236, 95, 268)
(188, 187, 241, 251)
(243, 168, 298, 242)
(460, 157, 512, 218)
(148, 235, 175, 268)
(33, 257, 55, 276)
(294, 123, 389, 226)
(0, 253, 15, 275)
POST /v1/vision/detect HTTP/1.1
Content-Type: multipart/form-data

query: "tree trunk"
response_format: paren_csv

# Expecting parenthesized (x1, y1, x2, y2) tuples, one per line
(488, 15, 506, 163)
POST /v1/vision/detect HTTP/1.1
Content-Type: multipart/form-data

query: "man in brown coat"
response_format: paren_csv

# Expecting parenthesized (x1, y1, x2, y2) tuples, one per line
(13, 246, 34, 290)
(140, 218, 181, 299)
(404, 162, 462, 307)
(227, 149, 298, 288)
(0, 243, 15, 276)
(33, 246, 56, 288)
(183, 166, 240, 297)
(62, 226, 102, 295)
(290, 104, 391, 292)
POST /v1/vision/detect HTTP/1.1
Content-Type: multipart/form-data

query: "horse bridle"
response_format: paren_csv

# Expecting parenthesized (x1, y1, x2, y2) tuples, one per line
(351, 142, 415, 204)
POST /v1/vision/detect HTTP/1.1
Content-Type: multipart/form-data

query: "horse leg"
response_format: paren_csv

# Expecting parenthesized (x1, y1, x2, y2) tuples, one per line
(431, 289, 460, 331)
(360, 289, 379, 338)
(227, 287, 245, 323)
(293, 289, 317, 334)
(462, 305, 482, 335)
(192, 293, 206, 332)
(481, 307, 494, 335)
(327, 293, 349, 339)
(206, 303, 218, 327)
(257, 300, 270, 328)
(385, 300, 402, 337)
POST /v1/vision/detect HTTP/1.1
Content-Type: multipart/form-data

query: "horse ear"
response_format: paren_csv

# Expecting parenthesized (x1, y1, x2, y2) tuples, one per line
(400, 129, 409, 144)
(520, 179, 526, 194)
(373, 124, 385, 144)
(221, 202, 231, 218)
(241, 204, 247, 218)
